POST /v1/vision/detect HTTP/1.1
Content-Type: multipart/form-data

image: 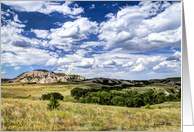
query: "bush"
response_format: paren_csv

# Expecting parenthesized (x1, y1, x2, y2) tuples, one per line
(144, 96, 151, 105)
(91, 97, 100, 104)
(166, 94, 177, 101)
(47, 95, 60, 110)
(158, 95, 166, 104)
(40, 92, 64, 101)
(145, 104, 153, 109)
(133, 98, 144, 108)
(78, 98, 86, 103)
(111, 96, 125, 106)
(71, 87, 88, 100)
(125, 98, 134, 107)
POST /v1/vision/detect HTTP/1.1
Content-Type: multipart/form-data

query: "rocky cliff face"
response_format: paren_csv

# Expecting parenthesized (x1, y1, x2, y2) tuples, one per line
(13, 69, 88, 83)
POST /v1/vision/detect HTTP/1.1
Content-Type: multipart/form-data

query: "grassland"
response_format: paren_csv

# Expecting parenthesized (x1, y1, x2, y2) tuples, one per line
(1, 82, 181, 131)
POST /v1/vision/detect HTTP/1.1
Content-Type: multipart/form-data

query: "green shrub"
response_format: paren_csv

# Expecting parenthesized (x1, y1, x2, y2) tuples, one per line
(91, 97, 100, 104)
(145, 104, 152, 109)
(133, 98, 144, 108)
(144, 96, 151, 105)
(125, 98, 134, 107)
(40, 92, 64, 101)
(111, 96, 125, 106)
(166, 94, 177, 101)
(158, 95, 166, 103)
(78, 98, 86, 103)
(71, 87, 88, 100)
(47, 95, 60, 110)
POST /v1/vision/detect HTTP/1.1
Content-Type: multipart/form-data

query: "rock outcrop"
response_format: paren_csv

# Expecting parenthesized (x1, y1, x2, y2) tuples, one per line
(13, 69, 88, 83)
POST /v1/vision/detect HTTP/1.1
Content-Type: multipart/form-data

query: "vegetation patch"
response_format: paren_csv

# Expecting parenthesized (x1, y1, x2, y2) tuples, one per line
(71, 87, 181, 108)
(39, 92, 64, 101)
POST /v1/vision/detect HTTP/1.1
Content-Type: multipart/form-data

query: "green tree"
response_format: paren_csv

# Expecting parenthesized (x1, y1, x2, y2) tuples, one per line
(47, 95, 60, 110)
(158, 95, 166, 104)
(111, 96, 125, 106)
(125, 98, 134, 107)
(133, 98, 144, 108)
(144, 96, 151, 105)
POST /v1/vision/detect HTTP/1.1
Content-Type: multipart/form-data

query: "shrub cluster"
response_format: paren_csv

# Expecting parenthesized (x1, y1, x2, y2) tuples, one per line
(71, 87, 181, 108)
(39, 92, 64, 101)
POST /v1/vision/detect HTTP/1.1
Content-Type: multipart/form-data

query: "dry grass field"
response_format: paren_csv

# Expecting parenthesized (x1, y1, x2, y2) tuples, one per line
(1, 82, 181, 131)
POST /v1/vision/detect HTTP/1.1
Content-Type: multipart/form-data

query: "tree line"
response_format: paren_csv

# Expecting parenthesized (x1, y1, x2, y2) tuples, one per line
(71, 87, 181, 108)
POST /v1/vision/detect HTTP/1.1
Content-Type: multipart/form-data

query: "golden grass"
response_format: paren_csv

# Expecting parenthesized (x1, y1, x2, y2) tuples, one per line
(1, 82, 104, 99)
(1, 82, 181, 131)
(1, 98, 181, 131)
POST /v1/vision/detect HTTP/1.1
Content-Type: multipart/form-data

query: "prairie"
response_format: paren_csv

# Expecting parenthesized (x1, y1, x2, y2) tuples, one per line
(1, 82, 181, 131)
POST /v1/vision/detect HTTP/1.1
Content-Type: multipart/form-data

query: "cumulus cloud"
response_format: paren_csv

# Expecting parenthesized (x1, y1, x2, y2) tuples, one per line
(1, 48, 58, 66)
(129, 56, 166, 72)
(14, 66, 21, 71)
(1, 71, 6, 74)
(98, 1, 181, 52)
(74, 58, 95, 68)
(153, 51, 181, 73)
(166, 51, 181, 61)
(1, 1, 181, 80)
(12, 40, 31, 48)
(2, 1, 84, 16)
(45, 58, 58, 66)
(48, 17, 98, 45)
(122, 61, 133, 67)
(31, 29, 49, 38)
(101, 60, 123, 68)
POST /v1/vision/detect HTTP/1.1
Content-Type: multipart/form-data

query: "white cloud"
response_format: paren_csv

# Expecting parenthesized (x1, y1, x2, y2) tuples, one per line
(1, 71, 6, 74)
(45, 58, 58, 66)
(14, 66, 21, 71)
(48, 17, 98, 45)
(1, 47, 58, 66)
(13, 14, 21, 23)
(90, 4, 95, 9)
(166, 51, 181, 61)
(31, 29, 49, 38)
(148, 27, 181, 43)
(147, 71, 156, 75)
(74, 58, 95, 68)
(129, 56, 166, 72)
(153, 51, 181, 73)
(2, 1, 84, 16)
(98, 2, 181, 52)
(122, 61, 133, 67)
(130, 63, 147, 72)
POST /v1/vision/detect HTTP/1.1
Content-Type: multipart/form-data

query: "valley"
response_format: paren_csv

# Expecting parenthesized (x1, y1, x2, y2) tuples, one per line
(1, 71, 181, 131)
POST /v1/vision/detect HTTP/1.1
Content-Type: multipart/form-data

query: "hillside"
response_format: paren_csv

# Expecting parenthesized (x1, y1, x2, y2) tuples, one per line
(2, 69, 181, 86)
(10, 69, 88, 84)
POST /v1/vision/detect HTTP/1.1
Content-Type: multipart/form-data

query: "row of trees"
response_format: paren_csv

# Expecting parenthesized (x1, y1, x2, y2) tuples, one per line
(71, 87, 181, 108)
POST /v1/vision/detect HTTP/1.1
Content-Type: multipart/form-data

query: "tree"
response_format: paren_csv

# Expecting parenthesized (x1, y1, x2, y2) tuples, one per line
(91, 97, 100, 104)
(47, 95, 60, 110)
(144, 96, 151, 105)
(125, 98, 134, 107)
(133, 98, 144, 108)
(166, 94, 177, 101)
(71, 87, 87, 100)
(158, 95, 166, 104)
(111, 96, 125, 106)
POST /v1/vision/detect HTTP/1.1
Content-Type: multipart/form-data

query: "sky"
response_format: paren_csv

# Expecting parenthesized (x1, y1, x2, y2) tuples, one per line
(1, 1, 181, 80)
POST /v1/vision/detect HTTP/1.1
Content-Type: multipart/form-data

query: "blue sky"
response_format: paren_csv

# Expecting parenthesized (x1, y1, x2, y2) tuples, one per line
(1, 1, 181, 80)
